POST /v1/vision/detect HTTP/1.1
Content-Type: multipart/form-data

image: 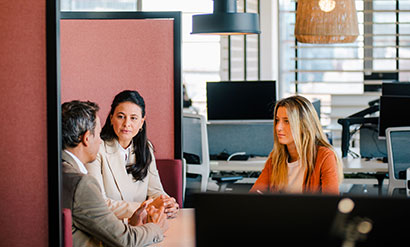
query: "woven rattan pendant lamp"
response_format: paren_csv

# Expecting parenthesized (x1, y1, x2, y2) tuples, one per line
(295, 0, 359, 44)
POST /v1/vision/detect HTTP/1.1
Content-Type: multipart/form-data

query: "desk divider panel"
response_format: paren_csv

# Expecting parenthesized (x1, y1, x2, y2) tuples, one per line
(207, 121, 274, 157)
(60, 14, 181, 159)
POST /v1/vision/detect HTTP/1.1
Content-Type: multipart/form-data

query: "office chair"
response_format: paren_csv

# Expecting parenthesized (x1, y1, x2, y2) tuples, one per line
(407, 168, 410, 197)
(156, 159, 183, 207)
(183, 113, 210, 192)
(62, 208, 73, 247)
(386, 126, 410, 195)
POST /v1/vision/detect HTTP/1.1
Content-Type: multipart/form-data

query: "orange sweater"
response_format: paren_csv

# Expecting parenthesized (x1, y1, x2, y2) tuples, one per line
(250, 146, 340, 194)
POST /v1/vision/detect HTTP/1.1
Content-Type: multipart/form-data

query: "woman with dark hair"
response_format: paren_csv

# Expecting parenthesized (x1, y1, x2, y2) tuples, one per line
(86, 90, 179, 221)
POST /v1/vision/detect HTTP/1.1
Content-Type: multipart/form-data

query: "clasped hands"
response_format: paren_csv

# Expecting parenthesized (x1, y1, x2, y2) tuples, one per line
(149, 195, 179, 219)
(128, 195, 179, 231)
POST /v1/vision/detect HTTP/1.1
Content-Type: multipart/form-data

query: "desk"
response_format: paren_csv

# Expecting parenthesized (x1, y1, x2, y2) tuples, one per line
(150, 208, 195, 247)
(341, 155, 388, 191)
(336, 147, 388, 174)
(341, 156, 387, 173)
(210, 150, 388, 188)
(210, 153, 388, 174)
(210, 157, 267, 172)
(211, 155, 388, 193)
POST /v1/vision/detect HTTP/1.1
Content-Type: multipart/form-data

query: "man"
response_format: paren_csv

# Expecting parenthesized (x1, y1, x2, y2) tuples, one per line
(61, 100, 168, 246)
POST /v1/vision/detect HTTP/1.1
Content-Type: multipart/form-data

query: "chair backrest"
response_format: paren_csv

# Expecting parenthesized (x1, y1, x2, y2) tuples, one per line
(62, 208, 73, 247)
(182, 113, 210, 166)
(156, 159, 183, 207)
(183, 113, 210, 192)
(386, 126, 410, 191)
(407, 168, 410, 196)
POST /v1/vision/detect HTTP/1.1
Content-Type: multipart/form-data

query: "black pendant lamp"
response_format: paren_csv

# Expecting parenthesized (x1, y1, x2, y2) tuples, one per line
(191, 0, 260, 35)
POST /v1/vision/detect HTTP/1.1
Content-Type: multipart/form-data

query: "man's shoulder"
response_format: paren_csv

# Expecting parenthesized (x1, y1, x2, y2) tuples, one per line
(63, 161, 83, 182)
(62, 162, 86, 209)
(63, 162, 101, 196)
(64, 170, 100, 191)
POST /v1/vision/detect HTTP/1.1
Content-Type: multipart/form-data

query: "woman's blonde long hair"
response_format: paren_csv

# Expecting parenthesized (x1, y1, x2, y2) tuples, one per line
(270, 95, 343, 191)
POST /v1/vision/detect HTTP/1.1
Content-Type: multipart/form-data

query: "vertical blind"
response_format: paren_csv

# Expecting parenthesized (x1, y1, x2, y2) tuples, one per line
(279, 0, 410, 125)
(220, 0, 261, 81)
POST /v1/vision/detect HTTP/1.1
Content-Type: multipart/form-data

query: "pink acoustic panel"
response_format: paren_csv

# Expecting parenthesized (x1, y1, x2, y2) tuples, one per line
(0, 1, 48, 246)
(61, 19, 174, 159)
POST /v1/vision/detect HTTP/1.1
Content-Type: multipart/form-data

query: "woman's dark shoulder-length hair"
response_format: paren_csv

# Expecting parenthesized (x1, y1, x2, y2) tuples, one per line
(101, 90, 153, 181)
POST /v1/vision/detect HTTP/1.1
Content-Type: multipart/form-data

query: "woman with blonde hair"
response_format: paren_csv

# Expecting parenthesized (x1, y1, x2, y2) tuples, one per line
(250, 95, 343, 194)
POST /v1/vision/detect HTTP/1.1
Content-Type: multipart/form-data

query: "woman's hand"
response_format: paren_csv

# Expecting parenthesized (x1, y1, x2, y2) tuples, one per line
(150, 195, 179, 218)
(163, 196, 179, 218)
(146, 205, 169, 233)
(128, 199, 153, 226)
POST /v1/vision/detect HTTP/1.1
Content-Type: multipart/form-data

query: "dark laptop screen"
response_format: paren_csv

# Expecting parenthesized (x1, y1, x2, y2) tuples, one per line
(194, 193, 410, 247)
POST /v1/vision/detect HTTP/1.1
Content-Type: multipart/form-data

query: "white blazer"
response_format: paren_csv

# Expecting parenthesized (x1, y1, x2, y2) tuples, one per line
(85, 139, 166, 220)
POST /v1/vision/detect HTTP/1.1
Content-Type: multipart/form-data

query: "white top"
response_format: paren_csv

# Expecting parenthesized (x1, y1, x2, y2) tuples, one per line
(284, 160, 305, 193)
(118, 143, 132, 165)
(85, 139, 166, 219)
(64, 150, 88, 174)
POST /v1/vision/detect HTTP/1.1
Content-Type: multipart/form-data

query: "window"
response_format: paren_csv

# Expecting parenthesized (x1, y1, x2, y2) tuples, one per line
(143, 0, 261, 116)
(61, 0, 138, 11)
(279, 0, 410, 126)
(61, 0, 264, 117)
(61, 0, 221, 117)
(220, 0, 261, 81)
(141, 0, 222, 116)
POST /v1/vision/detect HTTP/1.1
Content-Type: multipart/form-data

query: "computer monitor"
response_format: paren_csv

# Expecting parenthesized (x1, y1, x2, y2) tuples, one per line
(386, 127, 410, 183)
(206, 81, 276, 121)
(382, 82, 410, 96)
(378, 95, 410, 139)
(312, 99, 321, 120)
(194, 193, 410, 247)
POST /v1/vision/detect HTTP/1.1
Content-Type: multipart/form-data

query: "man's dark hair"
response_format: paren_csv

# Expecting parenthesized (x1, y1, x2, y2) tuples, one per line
(62, 100, 100, 149)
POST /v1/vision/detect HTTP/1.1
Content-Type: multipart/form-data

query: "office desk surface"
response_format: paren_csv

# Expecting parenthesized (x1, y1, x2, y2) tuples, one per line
(341, 155, 387, 173)
(210, 151, 388, 174)
(337, 147, 388, 173)
(150, 208, 195, 247)
(210, 157, 267, 172)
